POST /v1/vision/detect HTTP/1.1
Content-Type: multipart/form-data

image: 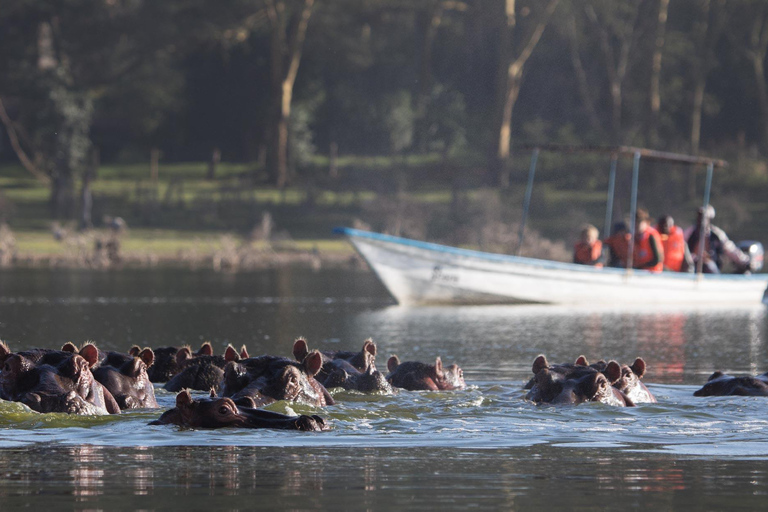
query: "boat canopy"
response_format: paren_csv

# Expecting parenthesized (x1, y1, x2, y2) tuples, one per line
(512, 144, 723, 274)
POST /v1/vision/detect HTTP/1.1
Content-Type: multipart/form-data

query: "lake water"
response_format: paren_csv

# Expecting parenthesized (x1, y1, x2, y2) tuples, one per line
(1, 267, 767, 510)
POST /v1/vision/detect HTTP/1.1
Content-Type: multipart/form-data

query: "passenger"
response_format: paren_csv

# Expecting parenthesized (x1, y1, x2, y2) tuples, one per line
(686, 206, 750, 274)
(632, 208, 663, 272)
(573, 224, 603, 267)
(602, 221, 630, 268)
(656, 215, 693, 272)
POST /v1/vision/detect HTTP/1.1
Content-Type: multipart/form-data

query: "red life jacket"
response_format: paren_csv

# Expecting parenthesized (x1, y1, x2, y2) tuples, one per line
(573, 240, 603, 267)
(633, 226, 663, 272)
(657, 225, 685, 272)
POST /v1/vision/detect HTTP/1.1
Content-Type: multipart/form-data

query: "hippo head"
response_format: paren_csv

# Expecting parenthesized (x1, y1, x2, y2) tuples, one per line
(347, 339, 377, 373)
(690, 371, 768, 397)
(325, 364, 393, 394)
(152, 390, 326, 430)
(0, 353, 35, 400)
(147, 346, 180, 383)
(272, 351, 325, 403)
(433, 357, 466, 391)
(527, 360, 626, 406)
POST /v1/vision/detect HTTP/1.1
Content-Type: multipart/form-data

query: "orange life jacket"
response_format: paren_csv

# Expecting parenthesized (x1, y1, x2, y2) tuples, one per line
(657, 225, 686, 272)
(633, 226, 663, 272)
(603, 232, 630, 267)
(574, 240, 603, 267)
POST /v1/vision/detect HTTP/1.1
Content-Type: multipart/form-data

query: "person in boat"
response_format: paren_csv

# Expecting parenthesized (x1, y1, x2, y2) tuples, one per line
(685, 205, 750, 274)
(632, 208, 664, 272)
(655, 215, 693, 272)
(602, 221, 630, 268)
(573, 224, 603, 267)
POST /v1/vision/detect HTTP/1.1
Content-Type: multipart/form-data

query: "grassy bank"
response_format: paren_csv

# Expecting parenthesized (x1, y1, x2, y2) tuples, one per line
(1, 151, 767, 270)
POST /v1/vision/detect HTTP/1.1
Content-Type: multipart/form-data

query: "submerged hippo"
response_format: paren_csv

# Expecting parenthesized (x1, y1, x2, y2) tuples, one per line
(150, 390, 327, 430)
(148, 342, 246, 383)
(694, 371, 768, 397)
(386, 355, 466, 391)
(525, 355, 633, 406)
(164, 343, 249, 393)
(0, 342, 120, 415)
(292, 338, 392, 393)
(221, 350, 335, 407)
(67, 344, 159, 410)
(525, 355, 655, 404)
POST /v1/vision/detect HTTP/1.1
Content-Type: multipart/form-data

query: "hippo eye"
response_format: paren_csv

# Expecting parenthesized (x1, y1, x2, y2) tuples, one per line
(218, 406, 231, 415)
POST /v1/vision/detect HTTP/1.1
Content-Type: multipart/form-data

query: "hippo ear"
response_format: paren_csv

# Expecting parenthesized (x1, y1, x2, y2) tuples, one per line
(293, 338, 309, 362)
(176, 347, 192, 366)
(434, 357, 444, 377)
(128, 346, 141, 357)
(197, 342, 213, 356)
(532, 355, 548, 374)
(224, 345, 239, 362)
(209, 388, 217, 398)
(79, 344, 100, 368)
(603, 361, 622, 384)
(139, 348, 154, 368)
(708, 371, 724, 382)
(575, 355, 589, 366)
(176, 390, 193, 407)
(61, 342, 78, 353)
(0, 341, 10, 364)
(240, 345, 249, 359)
(630, 358, 646, 378)
(363, 338, 377, 356)
(303, 350, 323, 377)
(387, 355, 400, 373)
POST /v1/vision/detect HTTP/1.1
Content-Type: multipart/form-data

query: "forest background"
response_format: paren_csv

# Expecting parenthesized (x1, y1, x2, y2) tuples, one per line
(1, 0, 767, 269)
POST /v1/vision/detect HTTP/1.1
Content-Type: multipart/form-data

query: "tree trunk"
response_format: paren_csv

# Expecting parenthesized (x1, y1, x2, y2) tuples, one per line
(265, 0, 315, 189)
(648, 0, 670, 146)
(414, 1, 444, 152)
(492, 0, 560, 187)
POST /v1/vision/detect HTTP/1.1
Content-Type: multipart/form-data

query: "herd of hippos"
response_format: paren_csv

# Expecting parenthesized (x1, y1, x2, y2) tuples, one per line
(0, 337, 765, 432)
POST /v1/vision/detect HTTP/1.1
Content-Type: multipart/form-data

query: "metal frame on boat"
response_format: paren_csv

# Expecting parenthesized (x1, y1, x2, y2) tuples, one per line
(336, 145, 768, 306)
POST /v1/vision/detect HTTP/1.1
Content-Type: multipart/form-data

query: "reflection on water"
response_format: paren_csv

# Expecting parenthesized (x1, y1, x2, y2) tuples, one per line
(0, 444, 768, 509)
(0, 268, 767, 508)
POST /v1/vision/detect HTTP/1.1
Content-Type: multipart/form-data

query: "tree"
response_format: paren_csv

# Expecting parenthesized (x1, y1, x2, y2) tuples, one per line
(491, 0, 560, 187)
(264, 0, 316, 188)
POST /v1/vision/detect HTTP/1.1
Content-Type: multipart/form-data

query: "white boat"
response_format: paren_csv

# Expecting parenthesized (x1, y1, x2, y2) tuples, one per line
(336, 145, 768, 306)
(337, 227, 768, 306)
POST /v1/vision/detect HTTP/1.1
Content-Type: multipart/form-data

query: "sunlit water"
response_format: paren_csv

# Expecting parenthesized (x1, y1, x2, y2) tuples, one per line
(0, 267, 767, 509)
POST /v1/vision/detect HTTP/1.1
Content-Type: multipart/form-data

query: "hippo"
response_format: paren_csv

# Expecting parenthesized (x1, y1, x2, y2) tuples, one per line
(386, 355, 466, 391)
(147, 342, 245, 383)
(221, 350, 335, 407)
(164, 343, 249, 393)
(525, 355, 633, 406)
(525, 355, 656, 404)
(150, 390, 327, 430)
(0, 342, 120, 415)
(85, 346, 159, 410)
(292, 338, 392, 394)
(693, 371, 768, 397)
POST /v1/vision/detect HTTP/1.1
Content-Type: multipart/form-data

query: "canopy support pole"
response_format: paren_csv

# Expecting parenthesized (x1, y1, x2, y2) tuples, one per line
(696, 162, 714, 275)
(603, 153, 618, 237)
(626, 151, 641, 271)
(517, 148, 539, 256)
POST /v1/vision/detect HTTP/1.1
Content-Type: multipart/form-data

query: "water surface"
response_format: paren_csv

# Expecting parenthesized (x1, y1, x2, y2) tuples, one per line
(0, 268, 767, 510)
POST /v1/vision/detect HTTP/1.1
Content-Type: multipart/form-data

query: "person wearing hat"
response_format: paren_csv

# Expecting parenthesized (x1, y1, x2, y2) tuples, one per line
(685, 205, 750, 273)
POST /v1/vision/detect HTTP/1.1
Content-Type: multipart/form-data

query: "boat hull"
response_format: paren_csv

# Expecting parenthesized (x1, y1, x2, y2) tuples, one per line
(338, 228, 768, 306)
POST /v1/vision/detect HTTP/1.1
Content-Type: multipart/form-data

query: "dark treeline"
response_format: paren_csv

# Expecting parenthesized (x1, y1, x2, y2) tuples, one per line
(1, 0, 768, 224)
